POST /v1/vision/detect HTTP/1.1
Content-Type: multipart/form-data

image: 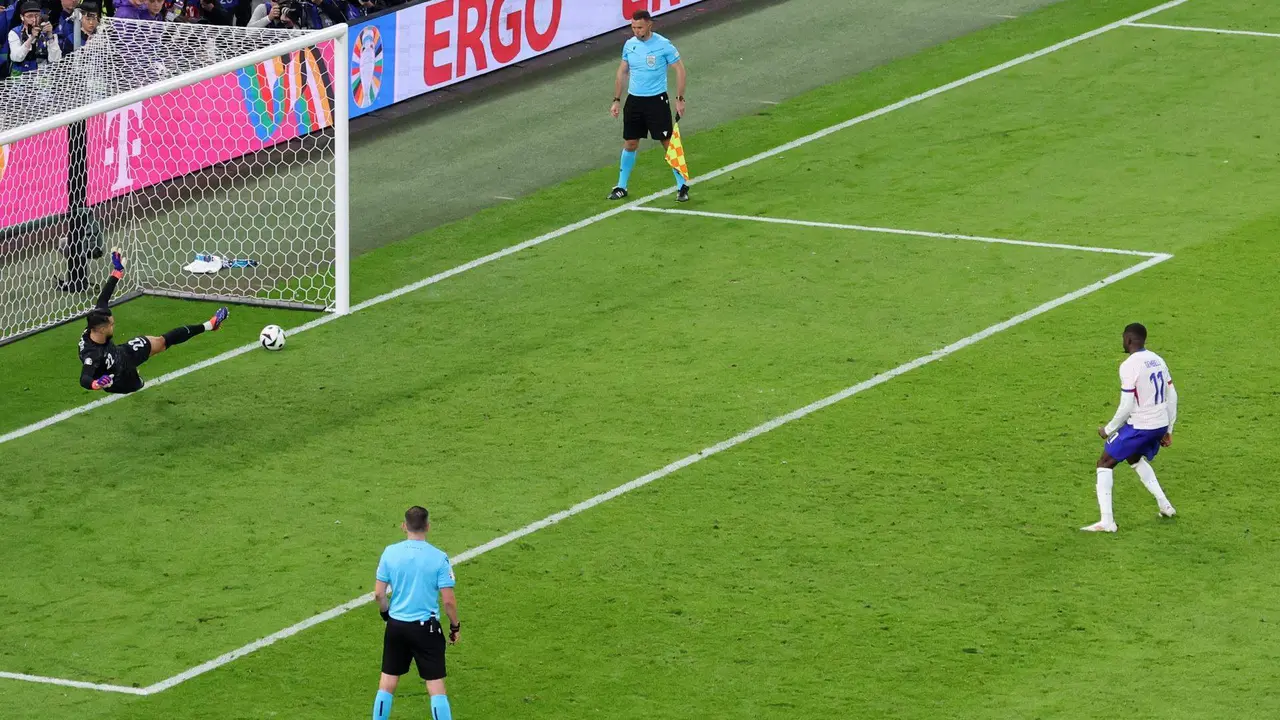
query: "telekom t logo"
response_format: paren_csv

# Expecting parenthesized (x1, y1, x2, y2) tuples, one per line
(104, 103, 144, 191)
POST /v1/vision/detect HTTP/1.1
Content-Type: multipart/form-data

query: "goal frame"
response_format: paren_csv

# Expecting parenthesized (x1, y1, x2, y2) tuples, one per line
(0, 23, 350, 346)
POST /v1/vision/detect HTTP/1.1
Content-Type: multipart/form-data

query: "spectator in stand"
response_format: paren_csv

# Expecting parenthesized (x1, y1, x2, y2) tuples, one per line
(227, 0, 247, 26)
(114, 0, 163, 21)
(347, 0, 385, 19)
(311, 0, 347, 26)
(161, 0, 185, 21)
(8, 0, 62, 76)
(192, 0, 235, 25)
(57, 0, 95, 53)
(164, 0, 233, 24)
(0, 2, 16, 77)
(45, 0, 68, 26)
(55, 0, 82, 51)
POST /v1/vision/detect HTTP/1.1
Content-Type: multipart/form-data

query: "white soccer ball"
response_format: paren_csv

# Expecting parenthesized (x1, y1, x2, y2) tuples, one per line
(260, 324, 286, 351)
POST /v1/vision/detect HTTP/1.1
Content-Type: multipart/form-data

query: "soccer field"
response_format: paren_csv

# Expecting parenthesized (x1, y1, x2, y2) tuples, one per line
(5, 0, 1280, 717)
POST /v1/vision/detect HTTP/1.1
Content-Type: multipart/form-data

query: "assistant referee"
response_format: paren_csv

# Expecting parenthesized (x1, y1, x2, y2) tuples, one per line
(609, 10, 690, 202)
(371, 506, 460, 720)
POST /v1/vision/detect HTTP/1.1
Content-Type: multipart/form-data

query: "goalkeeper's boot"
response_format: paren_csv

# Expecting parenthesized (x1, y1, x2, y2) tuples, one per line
(677, 185, 690, 203)
(1158, 503, 1177, 518)
(607, 187, 629, 201)
(209, 306, 229, 331)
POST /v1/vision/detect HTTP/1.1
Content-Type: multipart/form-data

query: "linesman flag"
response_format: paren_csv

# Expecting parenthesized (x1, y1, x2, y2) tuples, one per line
(665, 114, 690, 182)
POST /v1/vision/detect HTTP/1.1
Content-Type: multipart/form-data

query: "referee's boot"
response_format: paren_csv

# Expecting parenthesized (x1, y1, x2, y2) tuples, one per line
(608, 186, 629, 201)
(676, 185, 690, 203)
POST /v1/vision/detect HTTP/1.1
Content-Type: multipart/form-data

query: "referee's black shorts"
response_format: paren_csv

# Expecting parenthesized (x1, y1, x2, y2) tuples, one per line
(623, 92, 674, 142)
(382, 617, 447, 680)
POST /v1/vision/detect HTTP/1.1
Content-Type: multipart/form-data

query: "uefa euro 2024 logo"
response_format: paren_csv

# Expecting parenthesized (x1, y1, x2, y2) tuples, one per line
(351, 26, 384, 109)
(236, 48, 336, 142)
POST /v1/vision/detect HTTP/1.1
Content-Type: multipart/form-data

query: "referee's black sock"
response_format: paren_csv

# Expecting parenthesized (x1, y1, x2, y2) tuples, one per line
(162, 324, 205, 347)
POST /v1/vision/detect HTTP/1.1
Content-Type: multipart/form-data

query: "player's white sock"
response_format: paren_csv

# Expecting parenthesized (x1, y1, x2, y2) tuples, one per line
(1096, 468, 1115, 525)
(1131, 458, 1171, 507)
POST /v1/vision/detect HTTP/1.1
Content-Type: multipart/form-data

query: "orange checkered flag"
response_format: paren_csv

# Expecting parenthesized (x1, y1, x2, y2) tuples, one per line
(665, 114, 690, 182)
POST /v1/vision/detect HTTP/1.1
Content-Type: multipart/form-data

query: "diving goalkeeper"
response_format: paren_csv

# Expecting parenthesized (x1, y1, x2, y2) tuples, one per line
(78, 249, 229, 394)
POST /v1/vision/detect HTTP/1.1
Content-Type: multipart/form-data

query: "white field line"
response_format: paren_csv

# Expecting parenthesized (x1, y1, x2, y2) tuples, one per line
(0, 0, 1188, 451)
(131, 251, 1172, 695)
(0, 671, 146, 696)
(0, 0, 1188, 695)
(1125, 21, 1280, 39)
(630, 208, 1162, 257)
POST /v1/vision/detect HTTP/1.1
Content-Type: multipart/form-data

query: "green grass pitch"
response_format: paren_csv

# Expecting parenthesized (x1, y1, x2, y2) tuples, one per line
(4, 0, 1280, 717)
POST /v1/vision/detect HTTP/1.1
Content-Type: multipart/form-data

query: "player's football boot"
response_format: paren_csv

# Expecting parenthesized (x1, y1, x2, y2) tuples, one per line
(607, 187, 629, 200)
(1158, 504, 1177, 518)
(1080, 521, 1118, 533)
(676, 185, 690, 203)
(209, 306, 229, 331)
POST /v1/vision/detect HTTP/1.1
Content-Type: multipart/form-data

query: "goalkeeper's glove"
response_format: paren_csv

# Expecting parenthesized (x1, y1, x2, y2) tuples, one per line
(91, 374, 114, 390)
(110, 248, 125, 278)
(380, 609, 390, 623)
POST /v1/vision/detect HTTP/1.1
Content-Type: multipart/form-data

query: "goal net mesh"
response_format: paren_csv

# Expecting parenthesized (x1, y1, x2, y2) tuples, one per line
(0, 18, 342, 345)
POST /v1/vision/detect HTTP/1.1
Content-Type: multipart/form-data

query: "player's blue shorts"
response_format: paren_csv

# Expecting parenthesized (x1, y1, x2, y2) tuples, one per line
(1104, 424, 1168, 462)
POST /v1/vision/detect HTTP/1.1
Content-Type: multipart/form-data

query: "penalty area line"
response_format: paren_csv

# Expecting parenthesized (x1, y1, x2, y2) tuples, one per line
(0, 252, 1173, 695)
(149, 253, 1173, 695)
(0, 671, 146, 696)
(1125, 22, 1280, 40)
(628, 207, 1166, 258)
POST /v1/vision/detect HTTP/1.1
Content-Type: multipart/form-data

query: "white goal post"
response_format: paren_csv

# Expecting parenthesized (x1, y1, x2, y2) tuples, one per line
(0, 19, 349, 346)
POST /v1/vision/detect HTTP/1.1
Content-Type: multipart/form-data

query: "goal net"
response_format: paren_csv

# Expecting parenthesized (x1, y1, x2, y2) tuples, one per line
(0, 18, 349, 346)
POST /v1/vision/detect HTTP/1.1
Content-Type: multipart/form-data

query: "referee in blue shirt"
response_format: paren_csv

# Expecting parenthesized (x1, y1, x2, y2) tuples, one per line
(609, 10, 690, 203)
(372, 506, 460, 720)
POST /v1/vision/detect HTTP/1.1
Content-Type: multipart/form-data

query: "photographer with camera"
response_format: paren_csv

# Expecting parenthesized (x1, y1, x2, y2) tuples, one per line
(7, 0, 62, 76)
(247, 0, 309, 29)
